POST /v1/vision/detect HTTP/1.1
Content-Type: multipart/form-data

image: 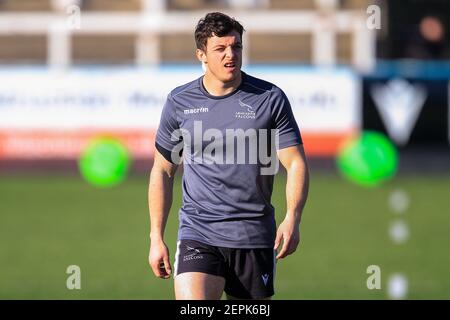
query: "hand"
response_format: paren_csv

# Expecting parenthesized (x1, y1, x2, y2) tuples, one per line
(149, 238, 172, 279)
(274, 215, 300, 260)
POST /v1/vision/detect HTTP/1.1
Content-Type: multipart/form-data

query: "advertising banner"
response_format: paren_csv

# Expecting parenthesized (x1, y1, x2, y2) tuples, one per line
(0, 67, 360, 159)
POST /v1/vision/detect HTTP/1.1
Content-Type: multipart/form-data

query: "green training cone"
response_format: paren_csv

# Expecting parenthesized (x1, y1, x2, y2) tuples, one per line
(336, 131, 398, 187)
(78, 137, 131, 187)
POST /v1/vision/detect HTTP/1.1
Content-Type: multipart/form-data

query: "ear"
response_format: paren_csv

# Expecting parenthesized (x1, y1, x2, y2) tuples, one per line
(196, 48, 207, 64)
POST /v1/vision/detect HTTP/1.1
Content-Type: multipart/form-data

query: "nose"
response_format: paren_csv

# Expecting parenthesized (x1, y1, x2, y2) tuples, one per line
(225, 46, 235, 60)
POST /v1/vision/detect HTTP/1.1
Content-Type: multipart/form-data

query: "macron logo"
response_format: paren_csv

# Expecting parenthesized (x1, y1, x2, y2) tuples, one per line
(262, 274, 270, 286)
(184, 107, 209, 115)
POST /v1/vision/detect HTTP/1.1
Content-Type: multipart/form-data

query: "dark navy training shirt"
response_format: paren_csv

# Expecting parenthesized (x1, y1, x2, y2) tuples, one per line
(155, 71, 302, 248)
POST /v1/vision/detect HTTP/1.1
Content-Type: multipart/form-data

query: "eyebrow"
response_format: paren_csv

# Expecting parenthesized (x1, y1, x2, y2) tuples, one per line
(213, 42, 242, 48)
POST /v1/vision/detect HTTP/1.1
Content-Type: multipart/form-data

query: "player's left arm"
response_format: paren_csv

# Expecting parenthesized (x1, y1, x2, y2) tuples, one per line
(274, 144, 310, 259)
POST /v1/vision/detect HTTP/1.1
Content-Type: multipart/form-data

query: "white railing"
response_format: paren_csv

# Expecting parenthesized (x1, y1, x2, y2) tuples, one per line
(0, 0, 376, 71)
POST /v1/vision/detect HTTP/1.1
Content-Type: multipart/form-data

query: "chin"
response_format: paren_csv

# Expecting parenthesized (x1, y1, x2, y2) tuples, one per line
(222, 70, 240, 83)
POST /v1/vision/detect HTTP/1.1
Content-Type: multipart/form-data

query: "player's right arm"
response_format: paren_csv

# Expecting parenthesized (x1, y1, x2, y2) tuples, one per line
(148, 93, 181, 279)
(148, 149, 178, 279)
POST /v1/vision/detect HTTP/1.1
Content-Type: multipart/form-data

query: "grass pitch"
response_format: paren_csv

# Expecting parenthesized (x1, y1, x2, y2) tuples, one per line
(1, 171, 449, 299)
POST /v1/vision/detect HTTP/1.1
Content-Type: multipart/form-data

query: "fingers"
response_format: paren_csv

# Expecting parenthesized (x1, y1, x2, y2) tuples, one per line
(157, 261, 170, 279)
(276, 236, 289, 260)
(274, 230, 282, 250)
(150, 259, 171, 279)
(150, 260, 161, 278)
(163, 256, 172, 278)
(276, 235, 299, 260)
(150, 258, 162, 278)
(149, 246, 172, 279)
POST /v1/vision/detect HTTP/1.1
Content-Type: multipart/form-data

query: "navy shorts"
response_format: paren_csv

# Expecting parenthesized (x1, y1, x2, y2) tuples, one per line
(174, 239, 276, 299)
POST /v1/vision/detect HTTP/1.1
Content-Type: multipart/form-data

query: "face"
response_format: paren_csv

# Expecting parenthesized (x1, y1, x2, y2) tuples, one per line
(197, 30, 243, 84)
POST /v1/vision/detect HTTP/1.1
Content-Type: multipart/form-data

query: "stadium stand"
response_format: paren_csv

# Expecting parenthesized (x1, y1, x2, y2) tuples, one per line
(0, 0, 373, 67)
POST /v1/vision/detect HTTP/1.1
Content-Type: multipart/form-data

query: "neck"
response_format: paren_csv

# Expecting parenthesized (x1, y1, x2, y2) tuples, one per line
(202, 71, 242, 96)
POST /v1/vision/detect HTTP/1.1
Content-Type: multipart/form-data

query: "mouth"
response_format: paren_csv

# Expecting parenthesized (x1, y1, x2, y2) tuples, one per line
(224, 62, 237, 71)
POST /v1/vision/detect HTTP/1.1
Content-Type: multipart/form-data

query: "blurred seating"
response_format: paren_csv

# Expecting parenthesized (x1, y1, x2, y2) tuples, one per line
(0, 35, 47, 63)
(0, 0, 52, 11)
(270, 0, 370, 10)
(249, 34, 311, 63)
(72, 34, 136, 64)
(270, 0, 315, 10)
(80, 0, 141, 11)
(337, 33, 352, 64)
(341, 0, 370, 9)
(160, 34, 197, 63)
(168, 0, 226, 10)
(0, 0, 363, 65)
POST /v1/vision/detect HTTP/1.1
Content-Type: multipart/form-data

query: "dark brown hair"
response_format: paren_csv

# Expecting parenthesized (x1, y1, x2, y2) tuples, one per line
(195, 12, 245, 51)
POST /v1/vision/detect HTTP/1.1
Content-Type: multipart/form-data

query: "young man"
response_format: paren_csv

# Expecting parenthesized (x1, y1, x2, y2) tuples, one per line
(148, 12, 309, 300)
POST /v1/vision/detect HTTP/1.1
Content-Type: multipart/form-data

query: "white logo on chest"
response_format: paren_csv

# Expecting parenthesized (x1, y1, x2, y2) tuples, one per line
(235, 99, 255, 119)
